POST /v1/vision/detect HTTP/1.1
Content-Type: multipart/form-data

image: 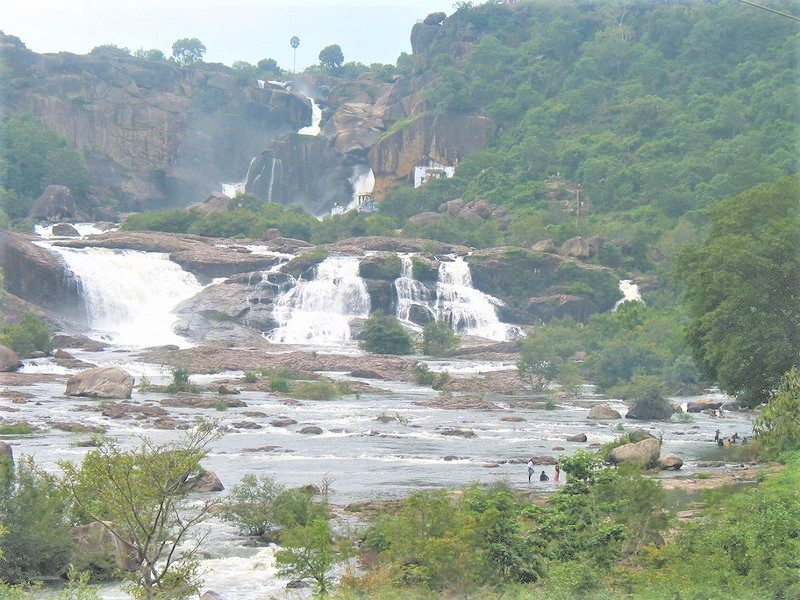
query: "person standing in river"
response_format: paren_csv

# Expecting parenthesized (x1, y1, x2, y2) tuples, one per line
(554, 463, 560, 483)
(527, 458, 535, 483)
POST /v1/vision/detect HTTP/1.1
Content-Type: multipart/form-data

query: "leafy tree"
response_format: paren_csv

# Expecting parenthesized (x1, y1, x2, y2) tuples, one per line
(0, 311, 53, 357)
(360, 312, 413, 355)
(222, 475, 284, 536)
(753, 368, 800, 458)
(318, 44, 344, 72)
(256, 58, 283, 77)
(134, 48, 166, 62)
(676, 177, 800, 406)
(517, 320, 581, 391)
(420, 321, 459, 356)
(60, 424, 220, 600)
(171, 38, 206, 66)
(0, 456, 73, 582)
(275, 517, 348, 596)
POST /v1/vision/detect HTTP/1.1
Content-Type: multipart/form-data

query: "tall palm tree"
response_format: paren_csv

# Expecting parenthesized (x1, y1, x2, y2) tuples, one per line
(290, 36, 300, 73)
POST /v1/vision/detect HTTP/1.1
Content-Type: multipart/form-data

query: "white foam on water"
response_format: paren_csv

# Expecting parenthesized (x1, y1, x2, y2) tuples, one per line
(45, 246, 205, 348)
(34, 223, 116, 238)
(269, 256, 370, 345)
(613, 279, 643, 310)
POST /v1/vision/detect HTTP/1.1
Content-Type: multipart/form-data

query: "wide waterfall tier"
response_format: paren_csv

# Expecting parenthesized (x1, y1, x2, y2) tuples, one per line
(613, 279, 644, 310)
(46, 246, 205, 347)
(435, 257, 512, 341)
(395, 255, 513, 341)
(269, 256, 370, 345)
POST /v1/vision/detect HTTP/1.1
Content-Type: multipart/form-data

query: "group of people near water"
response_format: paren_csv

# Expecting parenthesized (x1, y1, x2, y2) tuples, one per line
(714, 429, 747, 447)
(527, 458, 559, 483)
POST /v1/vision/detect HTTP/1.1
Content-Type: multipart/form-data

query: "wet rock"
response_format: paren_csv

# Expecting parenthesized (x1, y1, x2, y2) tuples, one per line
(358, 253, 402, 280)
(52, 334, 106, 352)
(66, 367, 134, 399)
(184, 471, 224, 493)
(271, 418, 297, 427)
(70, 521, 138, 573)
(101, 402, 168, 419)
(500, 416, 526, 422)
(152, 417, 186, 430)
(626, 399, 675, 421)
(299, 426, 323, 435)
(425, 395, 498, 410)
(243, 446, 282, 453)
(0, 345, 20, 372)
(551, 446, 565, 451)
(29, 351, 47, 359)
(443, 455, 460, 461)
(52, 422, 105, 433)
(407, 304, 435, 327)
(54, 349, 74, 359)
(439, 428, 476, 438)
(217, 384, 240, 395)
(609, 438, 661, 467)
(658, 455, 683, 470)
(51, 223, 80, 237)
(161, 396, 247, 409)
(232, 421, 262, 430)
(587, 404, 621, 420)
(0, 441, 13, 466)
(566, 433, 587, 442)
(29, 185, 75, 221)
(350, 369, 384, 379)
(200, 592, 226, 600)
(483, 463, 500, 468)
(375, 414, 394, 424)
(286, 580, 309, 589)
(687, 398, 724, 413)
(242, 411, 268, 418)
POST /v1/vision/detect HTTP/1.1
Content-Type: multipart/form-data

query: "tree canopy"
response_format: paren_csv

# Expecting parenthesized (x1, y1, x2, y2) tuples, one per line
(676, 176, 800, 406)
(172, 38, 206, 65)
(318, 44, 344, 72)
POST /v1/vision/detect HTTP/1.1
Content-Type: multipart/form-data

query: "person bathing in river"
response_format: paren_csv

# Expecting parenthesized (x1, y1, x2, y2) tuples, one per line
(714, 429, 721, 443)
(527, 458, 535, 483)
(540, 470, 549, 482)
(554, 463, 560, 482)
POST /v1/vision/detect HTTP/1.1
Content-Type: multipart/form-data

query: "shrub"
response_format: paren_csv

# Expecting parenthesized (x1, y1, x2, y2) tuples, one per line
(165, 367, 197, 393)
(753, 368, 800, 458)
(269, 376, 290, 393)
(420, 321, 459, 356)
(222, 474, 285, 536)
(0, 312, 52, 357)
(0, 456, 73, 582)
(412, 363, 436, 386)
(361, 312, 413, 355)
(288, 381, 344, 401)
(243, 371, 258, 384)
(0, 423, 34, 435)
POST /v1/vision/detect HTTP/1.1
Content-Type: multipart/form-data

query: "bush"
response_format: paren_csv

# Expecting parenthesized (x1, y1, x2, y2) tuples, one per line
(361, 312, 414, 355)
(753, 368, 800, 458)
(165, 367, 197, 393)
(243, 371, 258, 384)
(222, 474, 285, 536)
(0, 312, 52, 357)
(412, 363, 436, 386)
(121, 209, 199, 233)
(420, 321, 459, 356)
(0, 456, 73, 582)
(269, 376, 290, 393)
(288, 381, 347, 400)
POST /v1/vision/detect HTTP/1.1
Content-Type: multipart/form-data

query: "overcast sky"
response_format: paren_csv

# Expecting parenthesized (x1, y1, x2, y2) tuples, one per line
(1, 0, 454, 69)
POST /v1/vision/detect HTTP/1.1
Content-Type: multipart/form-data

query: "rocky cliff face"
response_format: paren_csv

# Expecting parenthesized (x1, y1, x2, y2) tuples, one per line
(0, 34, 309, 211)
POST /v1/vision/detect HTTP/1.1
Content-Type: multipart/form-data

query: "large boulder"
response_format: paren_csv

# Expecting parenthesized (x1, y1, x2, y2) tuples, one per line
(184, 471, 224, 493)
(65, 367, 134, 399)
(686, 398, 724, 413)
(626, 398, 675, 421)
(531, 239, 556, 253)
(0, 345, 20, 372)
(70, 521, 139, 573)
(609, 438, 661, 467)
(559, 236, 604, 259)
(51, 223, 81, 237)
(657, 455, 683, 470)
(423, 11, 447, 25)
(189, 192, 231, 216)
(0, 442, 13, 467)
(29, 185, 76, 221)
(587, 404, 622, 420)
(358, 253, 402, 281)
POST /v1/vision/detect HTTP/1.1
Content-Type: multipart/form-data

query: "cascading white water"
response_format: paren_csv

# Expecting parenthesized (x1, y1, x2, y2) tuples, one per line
(298, 97, 322, 136)
(395, 254, 431, 327)
(435, 257, 511, 341)
(613, 279, 643, 310)
(46, 246, 205, 347)
(269, 256, 370, 344)
(35, 223, 115, 238)
(266, 157, 278, 202)
(222, 156, 258, 198)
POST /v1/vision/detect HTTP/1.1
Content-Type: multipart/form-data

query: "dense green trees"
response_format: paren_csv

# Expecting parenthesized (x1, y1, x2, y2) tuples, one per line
(420, 321, 459, 356)
(677, 177, 800, 406)
(0, 114, 89, 218)
(754, 369, 800, 458)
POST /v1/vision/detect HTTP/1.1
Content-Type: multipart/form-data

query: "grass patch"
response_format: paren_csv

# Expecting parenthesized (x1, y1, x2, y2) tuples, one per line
(288, 381, 352, 400)
(0, 423, 35, 435)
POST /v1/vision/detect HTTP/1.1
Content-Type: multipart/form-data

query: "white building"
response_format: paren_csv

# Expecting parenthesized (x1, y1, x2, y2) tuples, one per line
(414, 161, 456, 188)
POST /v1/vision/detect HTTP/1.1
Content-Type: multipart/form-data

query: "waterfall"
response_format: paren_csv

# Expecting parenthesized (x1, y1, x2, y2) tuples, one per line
(613, 279, 643, 310)
(395, 254, 431, 326)
(45, 246, 204, 347)
(298, 97, 322, 136)
(340, 165, 375, 213)
(266, 158, 278, 203)
(269, 256, 370, 345)
(222, 156, 258, 198)
(434, 257, 511, 341)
